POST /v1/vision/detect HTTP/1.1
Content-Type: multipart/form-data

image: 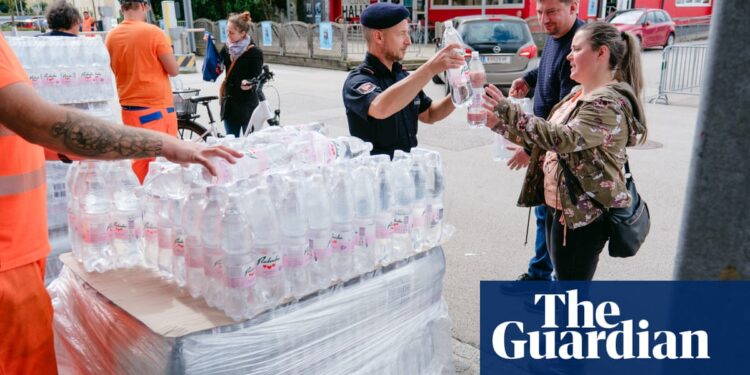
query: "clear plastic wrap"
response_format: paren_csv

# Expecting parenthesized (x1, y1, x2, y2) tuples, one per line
(48, 247, 454, 375)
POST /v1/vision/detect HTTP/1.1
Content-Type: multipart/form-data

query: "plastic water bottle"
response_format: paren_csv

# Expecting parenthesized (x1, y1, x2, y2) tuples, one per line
(467, 51, 487, 129)
(391, 152, 416, 260)
(170, 198, 187, 284)
(78, 161, 112, 272)
(66, 162, 83, 262)
(141, 194, 160, 269)
(370, 155, 395, 266)
(248, 183, 286, 310)
(409, 154, 430, 251)
(222, 194, 257, 321)
(304, 170, 334, 290)
(414, 149, 445, 247)
(442, 21, 472, 107)
(352, 161, 377, 274)
(157, 197, 174, 278)
(276, 173, 313, 299)
(202, 186, 227, 309)
(183, 184, 206, 298)
(329, 162, 357, 281)
(108, 160, 143, 268)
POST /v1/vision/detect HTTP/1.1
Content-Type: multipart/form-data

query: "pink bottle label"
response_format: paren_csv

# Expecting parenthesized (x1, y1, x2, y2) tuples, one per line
(310, 237, 332, 260)
(144, 225, 158, 239)
(283, 250, 313, 268)
(173, 235, 186, 257)
(158, 229, 172, 249)
(376, 225, 391, 240)
(391, 215, 410, 235)
(185, 239, 203, 268)
(412, 212, 426, 229)
(203, 247, 224, 278)
(357, 226, 375, 248)
(331, 231, 355, 253)
(80, 222, 110, 244)
(469, 71, 486, 88)
(224, 263, 256, 289)
(255, 252, 281, 278)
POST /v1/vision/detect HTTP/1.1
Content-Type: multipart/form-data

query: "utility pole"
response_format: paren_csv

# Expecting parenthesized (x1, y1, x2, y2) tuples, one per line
(674, 1, 750, 280)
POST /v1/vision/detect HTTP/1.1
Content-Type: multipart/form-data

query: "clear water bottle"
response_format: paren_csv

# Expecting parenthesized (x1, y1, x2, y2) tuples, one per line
(304, 170, 334, 291)
(78, 161, 112, 272)
(183, 183, 206, 298)
(141, 194, 160, 269)
(494, 134, 515, 162)
(352, 161, 377, 275)
(202, 186, 227, 309)
(442, 21, 472, 107)
(108, 160, 143, 268)
(66, 161, 83, 262)
(409, 154, 430, 251)
(329, 162, 357, 281)
(391, 152, 416, 260)
(247, 183, 286, 310)
(222, 194, 257, 321)
(276, 173, 313, 299)
(467, 51, 487, 129)
(370, 155, 395, 266)
(414, 149, 445, 247)
(156, 197, 174, 278)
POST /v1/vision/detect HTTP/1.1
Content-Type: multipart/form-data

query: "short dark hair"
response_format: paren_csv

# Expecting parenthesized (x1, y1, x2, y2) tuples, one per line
(46, 0, 81, 31)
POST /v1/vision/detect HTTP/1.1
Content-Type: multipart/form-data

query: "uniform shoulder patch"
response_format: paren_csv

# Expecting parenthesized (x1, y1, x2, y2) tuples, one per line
(356, 82, 376, 95)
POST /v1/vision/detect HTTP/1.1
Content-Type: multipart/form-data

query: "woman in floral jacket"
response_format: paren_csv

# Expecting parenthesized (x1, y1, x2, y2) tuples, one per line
(483, 22, 648, 280)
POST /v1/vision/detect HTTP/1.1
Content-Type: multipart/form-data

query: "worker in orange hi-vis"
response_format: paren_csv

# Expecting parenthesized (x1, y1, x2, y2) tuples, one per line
(105, 0, 181, 183)
(81, 10, 96, 32)
(0, 33, 242, 375)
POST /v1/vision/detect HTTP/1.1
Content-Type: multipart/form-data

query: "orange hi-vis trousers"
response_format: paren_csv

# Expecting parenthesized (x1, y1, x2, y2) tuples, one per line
(0, 259, 57, 375)
(120, 106, 177, 184)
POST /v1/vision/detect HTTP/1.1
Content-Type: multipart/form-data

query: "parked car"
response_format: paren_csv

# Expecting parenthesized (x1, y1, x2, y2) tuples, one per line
(608, 9, 676, 49)
(434, 15, 539, 95)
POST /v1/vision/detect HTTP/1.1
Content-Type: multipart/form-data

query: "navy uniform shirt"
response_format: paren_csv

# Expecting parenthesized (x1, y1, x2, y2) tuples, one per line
(343, 53, 433, 158)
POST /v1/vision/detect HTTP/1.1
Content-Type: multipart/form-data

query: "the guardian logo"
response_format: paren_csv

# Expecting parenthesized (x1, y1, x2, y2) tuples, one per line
(492, 290, 710, 360)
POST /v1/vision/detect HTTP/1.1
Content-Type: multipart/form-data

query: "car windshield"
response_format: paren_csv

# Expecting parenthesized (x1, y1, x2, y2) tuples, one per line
(460, 20, 528, 46)
(610, 11, 644, 25)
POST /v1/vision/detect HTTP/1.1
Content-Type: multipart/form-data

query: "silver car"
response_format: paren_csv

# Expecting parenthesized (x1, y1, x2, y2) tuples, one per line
(435, 15, 539, 94)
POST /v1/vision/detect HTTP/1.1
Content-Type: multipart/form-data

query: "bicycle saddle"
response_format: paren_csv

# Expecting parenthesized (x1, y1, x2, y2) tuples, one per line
(189, 96, 218, 104)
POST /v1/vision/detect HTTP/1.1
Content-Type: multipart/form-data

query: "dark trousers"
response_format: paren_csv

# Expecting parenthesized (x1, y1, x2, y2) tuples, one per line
(545, 206, 610, 280)
(527, 205, 553, 279)
(224, 120, 252, 138)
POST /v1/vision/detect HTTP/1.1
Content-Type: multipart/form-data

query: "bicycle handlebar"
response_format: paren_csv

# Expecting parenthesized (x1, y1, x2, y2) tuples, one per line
(241, 65, 274, 102)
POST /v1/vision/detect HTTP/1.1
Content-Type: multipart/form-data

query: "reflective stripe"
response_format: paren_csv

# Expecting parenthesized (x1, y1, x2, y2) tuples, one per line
(166, 107, 175, 113)
(139, 111, 164, 124)
(0, 167, 46, 197)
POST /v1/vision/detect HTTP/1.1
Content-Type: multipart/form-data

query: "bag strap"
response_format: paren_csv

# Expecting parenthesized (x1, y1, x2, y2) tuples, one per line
(556, 155, 607, 212)
(225, 44, 254, 79)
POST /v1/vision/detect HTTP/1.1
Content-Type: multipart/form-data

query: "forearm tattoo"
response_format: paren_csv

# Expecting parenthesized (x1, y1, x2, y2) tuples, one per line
(50, 111, 163, 158)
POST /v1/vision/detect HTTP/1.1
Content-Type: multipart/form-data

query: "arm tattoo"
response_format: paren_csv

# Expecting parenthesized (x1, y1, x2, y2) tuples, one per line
(50, 111, 163, 158)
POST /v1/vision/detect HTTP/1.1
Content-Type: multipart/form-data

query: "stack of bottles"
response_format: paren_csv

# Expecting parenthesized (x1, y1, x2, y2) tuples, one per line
(7, 36, 116, 118)
(65, 125, 450, 321)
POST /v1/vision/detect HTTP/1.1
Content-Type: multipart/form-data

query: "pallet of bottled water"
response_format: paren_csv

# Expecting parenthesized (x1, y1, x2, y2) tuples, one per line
(7, 36, 115, 118)
(49, 246, 454, 374)
(64, 124, 453, 322)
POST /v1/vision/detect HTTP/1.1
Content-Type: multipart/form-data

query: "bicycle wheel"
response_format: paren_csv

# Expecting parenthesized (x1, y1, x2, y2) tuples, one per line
(177, 120, 208, 141)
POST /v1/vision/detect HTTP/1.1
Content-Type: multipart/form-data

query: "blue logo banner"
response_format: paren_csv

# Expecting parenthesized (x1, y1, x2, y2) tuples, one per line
(480, 281, 750, 375)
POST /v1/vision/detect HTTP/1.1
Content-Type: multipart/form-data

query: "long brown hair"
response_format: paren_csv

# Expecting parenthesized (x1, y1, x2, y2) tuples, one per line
(579, 21, 643, 98)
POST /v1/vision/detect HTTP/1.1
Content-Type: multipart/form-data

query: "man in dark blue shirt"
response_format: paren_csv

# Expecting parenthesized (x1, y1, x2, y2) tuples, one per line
(507, 0, 583, 281)
(343, 3, 464, 158)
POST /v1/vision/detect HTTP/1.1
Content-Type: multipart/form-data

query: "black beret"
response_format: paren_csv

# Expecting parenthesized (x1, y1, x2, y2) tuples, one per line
(360, 3, 410, 30)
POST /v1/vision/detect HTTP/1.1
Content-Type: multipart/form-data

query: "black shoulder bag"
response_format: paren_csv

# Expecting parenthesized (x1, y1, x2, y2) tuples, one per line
(558, 157, 651, 258)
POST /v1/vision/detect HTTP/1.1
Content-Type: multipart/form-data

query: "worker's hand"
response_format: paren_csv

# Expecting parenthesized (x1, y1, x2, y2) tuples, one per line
(506, 146, 530, 170)
(161, 140, 243, 177)
(427, 43, 466, 76)
(509, 78, 529, 98)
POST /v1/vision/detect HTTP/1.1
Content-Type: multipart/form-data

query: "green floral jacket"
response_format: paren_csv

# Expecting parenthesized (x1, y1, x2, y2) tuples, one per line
(492, 82, 647, 229)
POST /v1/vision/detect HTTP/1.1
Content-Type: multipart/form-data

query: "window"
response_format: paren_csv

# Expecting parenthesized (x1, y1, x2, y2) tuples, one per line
(676, 0, 711, 6)
(609, 10, 645, 25)
(653, 12, 666, 23)
(459, 20, 529, 46)
(431, 0, 524, 7)
(646, 12, 657, 24)
(660, 11, 673, 22)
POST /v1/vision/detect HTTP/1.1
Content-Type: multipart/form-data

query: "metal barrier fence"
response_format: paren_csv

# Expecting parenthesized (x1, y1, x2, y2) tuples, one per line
(674, 15, 711, 43)
(190, 20, 430, 62)
(650, 44, 709, 105)
(344, 23, 423, 56)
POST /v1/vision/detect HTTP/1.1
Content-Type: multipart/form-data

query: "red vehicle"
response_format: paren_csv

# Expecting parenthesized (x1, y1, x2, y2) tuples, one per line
(608, 9, 676, 48)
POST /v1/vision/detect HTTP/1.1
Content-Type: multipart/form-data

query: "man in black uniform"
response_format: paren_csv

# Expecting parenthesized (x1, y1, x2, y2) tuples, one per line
(343, 3, 465, 158)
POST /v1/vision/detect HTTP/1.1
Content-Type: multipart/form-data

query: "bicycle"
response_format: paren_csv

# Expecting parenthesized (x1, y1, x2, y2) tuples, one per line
(175, 65, 280, 141)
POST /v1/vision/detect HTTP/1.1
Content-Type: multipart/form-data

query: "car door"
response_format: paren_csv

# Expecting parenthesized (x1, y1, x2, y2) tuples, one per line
(642, 12, 658, 47)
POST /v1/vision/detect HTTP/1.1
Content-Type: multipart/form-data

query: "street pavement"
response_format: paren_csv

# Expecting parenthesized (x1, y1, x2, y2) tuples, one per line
(173, 44, 701, 373)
